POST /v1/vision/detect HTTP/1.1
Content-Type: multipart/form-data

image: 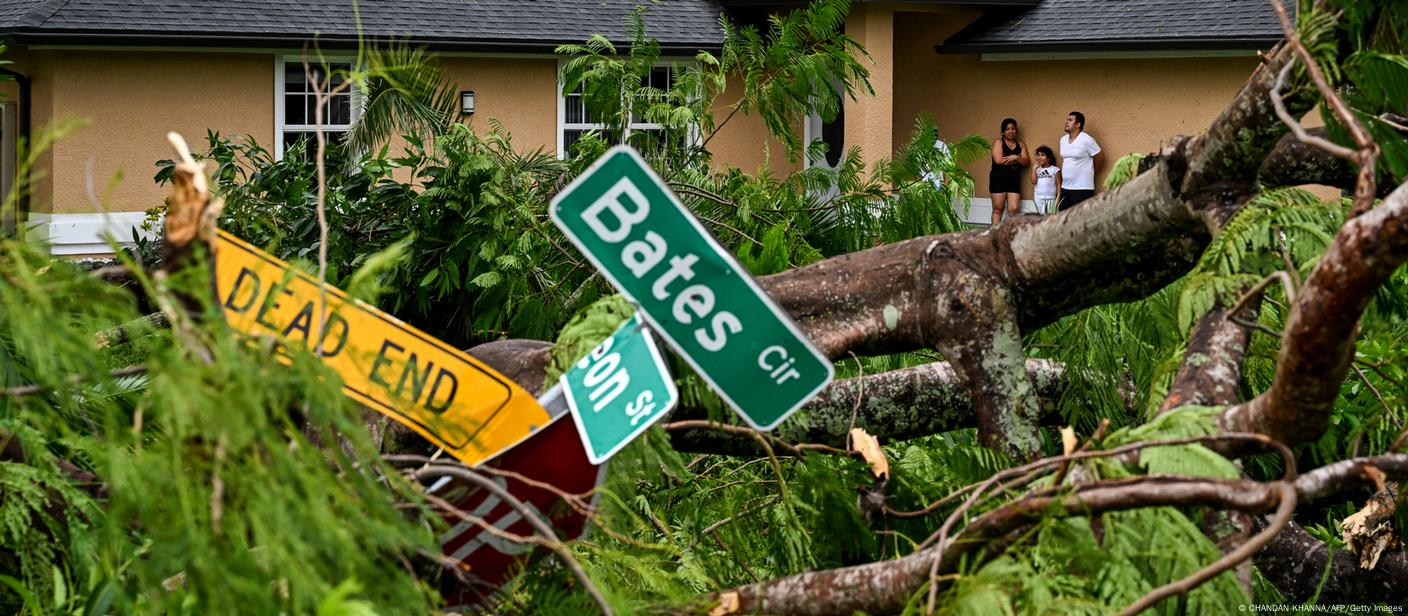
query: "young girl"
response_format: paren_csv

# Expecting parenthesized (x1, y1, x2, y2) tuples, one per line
(1031, 146, 1061, 214)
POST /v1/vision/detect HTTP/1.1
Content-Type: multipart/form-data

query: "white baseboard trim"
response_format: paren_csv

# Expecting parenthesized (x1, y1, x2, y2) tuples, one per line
(959, 197, 1040, 225)
(25, 211, 157, 256)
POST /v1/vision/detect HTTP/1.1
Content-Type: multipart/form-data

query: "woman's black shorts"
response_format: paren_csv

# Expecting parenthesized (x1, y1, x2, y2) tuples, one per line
(989, 169, 1021, 194)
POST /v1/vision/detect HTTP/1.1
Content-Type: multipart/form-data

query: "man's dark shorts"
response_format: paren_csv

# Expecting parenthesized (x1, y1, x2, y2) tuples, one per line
(1059, 189, 1096, 211)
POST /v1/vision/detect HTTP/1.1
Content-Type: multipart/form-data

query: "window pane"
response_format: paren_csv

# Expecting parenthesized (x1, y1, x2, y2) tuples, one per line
(630, 128, 666, 157)
(563, 129, 584, 153)
(283, 130, 348, 162)
(286, 61, 352, 92)
(285, 93, 306, 125)
(305, 95, 318, 126)
(648, 66, 671, 90)
(283, 131, 311, 160)
(284, 64, 307, 93)
(327, 92, 352, 126)
(566, 94, 586, 125)
(633, 67, 674, 124)
(564, 129, 622, 158)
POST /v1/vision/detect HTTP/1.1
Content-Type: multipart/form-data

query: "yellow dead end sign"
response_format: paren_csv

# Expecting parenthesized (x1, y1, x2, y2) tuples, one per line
(213, 230, 550, 466)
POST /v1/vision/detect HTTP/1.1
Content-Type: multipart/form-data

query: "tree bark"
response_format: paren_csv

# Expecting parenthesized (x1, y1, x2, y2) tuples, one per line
(1161, 299, 1259, 414)
(666, 359, 1080, 454)
(464, 341, 1099, 453)
(1255, 519, 1408, 605)
(1260, 118, 1408, 196)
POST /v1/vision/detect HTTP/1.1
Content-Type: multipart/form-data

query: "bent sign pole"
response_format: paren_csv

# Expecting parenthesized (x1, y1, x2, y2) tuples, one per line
(550, 146, 833, 431)
(213, 230, 551, 466)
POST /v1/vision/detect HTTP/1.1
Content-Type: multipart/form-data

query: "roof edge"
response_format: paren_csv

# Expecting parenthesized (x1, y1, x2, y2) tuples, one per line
(936, 37, 1281, 55)
(3, 30, 724, 54)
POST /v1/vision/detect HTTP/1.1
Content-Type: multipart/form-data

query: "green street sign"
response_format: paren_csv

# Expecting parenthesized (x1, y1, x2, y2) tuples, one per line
(560, 314, 678, 464)
(550, 146, 833, 431)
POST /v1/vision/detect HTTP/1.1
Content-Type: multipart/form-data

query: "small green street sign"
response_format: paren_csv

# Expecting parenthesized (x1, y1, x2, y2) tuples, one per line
(550, 146, 834, 431)
(560, 315, 678, 464)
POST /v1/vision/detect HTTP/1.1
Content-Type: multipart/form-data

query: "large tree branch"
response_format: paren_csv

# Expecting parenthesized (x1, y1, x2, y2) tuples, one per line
(464, 340, 1099, 453)
(1220, 178, 1408, 443)
(1256, 519, 1408, 605)
(1257, 455, 1408, 604)
(1162, 298, 1260, 414)
(666, 358, 1082, 455)
(1260, 123, 1407, 197)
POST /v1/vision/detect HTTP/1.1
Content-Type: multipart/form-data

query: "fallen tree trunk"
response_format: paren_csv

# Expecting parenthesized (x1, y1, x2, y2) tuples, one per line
(465, 341, 1111, 452)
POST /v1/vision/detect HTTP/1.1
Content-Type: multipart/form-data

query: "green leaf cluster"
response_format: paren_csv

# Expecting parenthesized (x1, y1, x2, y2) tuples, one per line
(1, 239, 440, 614)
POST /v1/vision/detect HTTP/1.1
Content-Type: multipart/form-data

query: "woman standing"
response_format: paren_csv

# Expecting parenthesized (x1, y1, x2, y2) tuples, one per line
(989, 118, 1029, 225)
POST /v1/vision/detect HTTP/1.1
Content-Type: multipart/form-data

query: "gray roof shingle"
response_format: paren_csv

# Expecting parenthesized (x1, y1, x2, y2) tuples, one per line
(941, 0, 1283, 53)
(0, 0, 726, 51)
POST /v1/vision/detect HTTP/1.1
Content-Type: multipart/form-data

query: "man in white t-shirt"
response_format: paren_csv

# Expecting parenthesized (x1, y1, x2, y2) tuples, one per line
(1058, 111, 1102, 211)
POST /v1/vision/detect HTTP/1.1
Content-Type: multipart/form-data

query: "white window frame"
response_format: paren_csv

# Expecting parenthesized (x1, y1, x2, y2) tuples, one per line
(803, 78, 845, 171)
(555, 59, 698, 158)
(274, 54, 363, 160)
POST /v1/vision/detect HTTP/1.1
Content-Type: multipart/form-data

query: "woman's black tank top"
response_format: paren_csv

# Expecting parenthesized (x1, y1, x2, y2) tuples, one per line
(991, 139, 1022, 181)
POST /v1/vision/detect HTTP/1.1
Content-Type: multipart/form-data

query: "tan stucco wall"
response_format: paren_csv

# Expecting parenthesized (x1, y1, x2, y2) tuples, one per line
(35, 50, 273, 214)
(708, 73, 802, 174)
(845, 3, 895, 176)
(893, 11, 1261, 199)
(439, 56, 558, 153)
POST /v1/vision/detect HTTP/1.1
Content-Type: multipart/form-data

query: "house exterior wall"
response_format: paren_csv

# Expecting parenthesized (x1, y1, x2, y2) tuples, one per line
(844, 2, 894, 179)
(10, 47, 797, 254)
(892, 10, 1263, 220)
(45, 50, 275, 215)
(709, 73, 802, 175)
(7, 49, 273, 254)
(439, 56, 559, 153)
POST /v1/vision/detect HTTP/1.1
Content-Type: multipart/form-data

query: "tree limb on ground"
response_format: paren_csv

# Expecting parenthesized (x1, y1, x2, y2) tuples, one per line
(696, 453, 1408, 616)
(464, 341, 1100, 453)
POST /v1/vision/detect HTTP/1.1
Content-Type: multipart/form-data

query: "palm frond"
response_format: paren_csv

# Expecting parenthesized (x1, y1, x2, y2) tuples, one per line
(345, 45, 460, 156)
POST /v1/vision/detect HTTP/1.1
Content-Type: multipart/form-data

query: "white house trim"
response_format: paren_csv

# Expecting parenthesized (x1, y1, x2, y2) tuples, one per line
(980, 50, 1257, 62)
(960, 197, 1043, 226)
(273, 54, 362, 160)
(26, 211, 156, 256)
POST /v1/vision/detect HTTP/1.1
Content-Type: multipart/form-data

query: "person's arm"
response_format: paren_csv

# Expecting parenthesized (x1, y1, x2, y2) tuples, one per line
(1055, 169, 1062, 200)
(1089, 138, 1104, 186)
(1017, 141, 1031, 167)
(992, 140, 1006, 165)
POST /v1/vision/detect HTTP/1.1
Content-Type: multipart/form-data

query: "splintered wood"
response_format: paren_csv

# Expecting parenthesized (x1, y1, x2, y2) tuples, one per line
(1340, 465, 1400, 570)
(163, 132, 222, 253)
(849, 427, 889, 480)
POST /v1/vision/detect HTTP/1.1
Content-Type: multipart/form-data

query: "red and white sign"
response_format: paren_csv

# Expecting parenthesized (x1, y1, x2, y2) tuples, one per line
(434, 410, 607, 606)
